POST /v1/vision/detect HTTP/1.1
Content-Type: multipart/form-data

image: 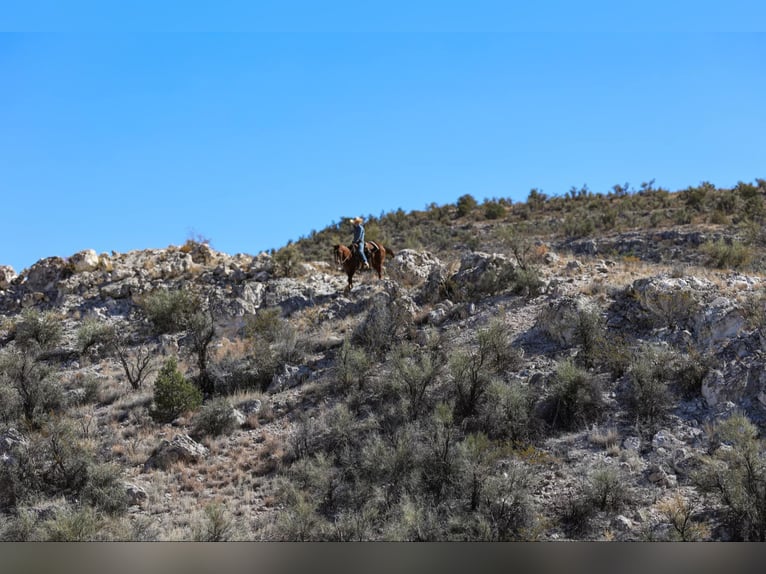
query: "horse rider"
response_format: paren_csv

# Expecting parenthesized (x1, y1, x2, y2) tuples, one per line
(350, 216, 370, 269)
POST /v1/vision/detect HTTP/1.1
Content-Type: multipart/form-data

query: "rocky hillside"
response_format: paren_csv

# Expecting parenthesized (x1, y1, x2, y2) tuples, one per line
(2, 181, 766, 541)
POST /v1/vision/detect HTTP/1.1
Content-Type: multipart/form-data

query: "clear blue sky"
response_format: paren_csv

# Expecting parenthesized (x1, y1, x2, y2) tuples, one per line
(2, 2, 765, 272)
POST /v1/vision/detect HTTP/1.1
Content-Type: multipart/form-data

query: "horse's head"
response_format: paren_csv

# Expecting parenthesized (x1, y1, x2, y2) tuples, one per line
(332, 244, 345, 266)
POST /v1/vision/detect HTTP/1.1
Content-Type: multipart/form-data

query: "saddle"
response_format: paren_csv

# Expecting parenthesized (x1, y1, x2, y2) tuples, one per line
(350, 241, 380, 263)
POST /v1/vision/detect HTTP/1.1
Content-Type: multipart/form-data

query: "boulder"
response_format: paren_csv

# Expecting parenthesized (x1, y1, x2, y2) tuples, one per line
(452, 251, 513, 287)
(144, 434, 209, 471)
(236, 399, 262, 416)
(23, 256, 69, 293)
(268, 364, 311, 394)
(387, 249, 443, 285)
(536, 296, 597, 347)
(0, 265, 16, 289)
(693, 296, 745, 350)
(124, 482, 148, 506)
(69, 249, 100, 273)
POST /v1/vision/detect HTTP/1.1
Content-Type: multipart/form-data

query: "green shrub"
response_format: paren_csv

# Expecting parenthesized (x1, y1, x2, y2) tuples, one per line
(244, 307, 283, 342)
(483, 200, 506, 220)
(545, 359, 604, 432)
(391, 342, 441, 420)
(80, 463, 129, 515)
(76, 318, 116, 356)
(624, 345, 672, 429)
(42, 505, 102, 542)
(479, 380, 536, 443)
(273, 244, 303, 278)
(332, 337, 372, 392)
(0, 349, 63, 427)
(456, 194, 478, 217)
(450, 350, 493, 420)
(353, 296, 412, 359)
(701, 238, 754, 270)
(191, 397, 239, 439)
(14, 309, 63, 351)
(139, 288, 201, 334)
(193, 503, 236, 541)
(151, 357, 202, 423)
(694, 413, 766, 541)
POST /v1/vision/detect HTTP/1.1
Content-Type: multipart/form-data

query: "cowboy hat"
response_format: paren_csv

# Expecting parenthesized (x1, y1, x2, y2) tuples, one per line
(349, 216, 364, 224)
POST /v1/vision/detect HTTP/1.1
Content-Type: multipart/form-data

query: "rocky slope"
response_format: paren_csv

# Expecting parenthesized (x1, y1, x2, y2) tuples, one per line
(1, 213, 766, 540)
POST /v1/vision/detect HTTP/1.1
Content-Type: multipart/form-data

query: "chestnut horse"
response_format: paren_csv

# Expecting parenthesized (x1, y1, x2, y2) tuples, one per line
(333, 241, 391, 292)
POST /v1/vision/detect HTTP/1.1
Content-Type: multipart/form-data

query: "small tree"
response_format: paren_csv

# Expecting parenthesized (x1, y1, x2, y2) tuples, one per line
(456, 194, 478, 217)
(151, 357, 202, 423)
(111, 335, 155, 391)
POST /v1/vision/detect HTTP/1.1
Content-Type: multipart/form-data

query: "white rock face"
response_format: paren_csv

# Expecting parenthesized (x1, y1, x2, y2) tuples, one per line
(69, 249, 100, 273)
(694, 296, 745, 350)
(387, 249, 443, 284)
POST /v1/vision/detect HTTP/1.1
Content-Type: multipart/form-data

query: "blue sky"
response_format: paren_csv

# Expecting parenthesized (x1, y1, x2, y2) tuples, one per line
(2, 3, 765, 272)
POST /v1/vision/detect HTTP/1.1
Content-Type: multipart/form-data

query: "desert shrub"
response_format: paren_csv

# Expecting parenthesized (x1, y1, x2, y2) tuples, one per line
(595, 332, 632, 379)
(271, 485, 329, 541)
(80, 463, 130, 515)
(42, 504, 102, 541)
(244, 307, 283, 342)
(358, 428, 421, 510)
(0, 349, 63, 427)
(701, 238, 754, 270)
(420, 404, 460, 503)
(480, 459, 537, 541)
(656, 492, 709, 541)
(672, 351, 710, 399)
(450, 349, 493, 420)
(390, 342, 442, 421)
(456, 194, 478, 217)
(193, 503, 237, 541)
(191, 397, 239, 438)
(572, 306, 606, 369)
(545, 359, 604, 432)
(742, 290, 766, 331)
(478, 320, 522, 375)
(694, 413, 766, 541)
(332, 337, 372, 393)
(483, 200, 506, 220)
(0, 382, 20, 424)
(479, 380, 536, 443)
(624, 345, 673, 429)
(273, 243, 304, 278)
(509, 266, 545, 298)
(14, 309, 63, 351)
(562, 212, 595, 238)
(560, 465, 631, 538)
(586, 465, 631, 512)
(239, 313, 307, 392)
(151, 357, 202, 423)
(353, 296, 412, 359)
(682, 182, 714, 211)
(457, 432, 497, 511)
(450, 321, 521, 420)
(139, 288, 201, 334)
(76, 318, 116, 356)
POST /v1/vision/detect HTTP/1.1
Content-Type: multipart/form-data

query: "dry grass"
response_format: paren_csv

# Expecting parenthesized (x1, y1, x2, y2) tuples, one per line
(588, 426, 620, 450)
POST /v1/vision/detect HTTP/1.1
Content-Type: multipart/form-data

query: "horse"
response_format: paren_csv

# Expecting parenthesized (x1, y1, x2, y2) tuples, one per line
(333, 241, 391, 293)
